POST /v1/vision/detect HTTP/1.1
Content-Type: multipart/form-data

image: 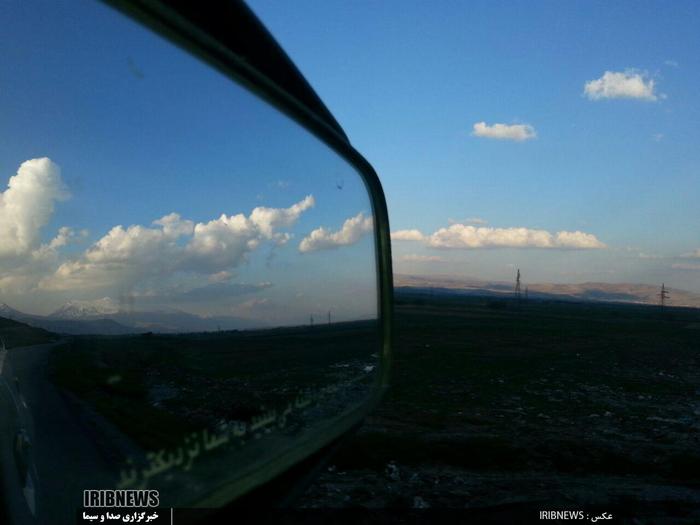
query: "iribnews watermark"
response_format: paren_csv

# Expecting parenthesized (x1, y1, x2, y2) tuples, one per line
(84, 489, 160, 508)
(80, 490, 164, 523)
(540, 510, 614, 522)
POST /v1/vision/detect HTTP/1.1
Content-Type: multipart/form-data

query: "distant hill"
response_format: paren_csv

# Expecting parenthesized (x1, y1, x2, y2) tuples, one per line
(0, 316, 57, 349)
(394, 274, 700, 309)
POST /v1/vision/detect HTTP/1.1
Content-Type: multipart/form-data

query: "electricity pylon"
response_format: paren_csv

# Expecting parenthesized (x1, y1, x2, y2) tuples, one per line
(658, 283, 670, 308)
(515, 269, 522, 301)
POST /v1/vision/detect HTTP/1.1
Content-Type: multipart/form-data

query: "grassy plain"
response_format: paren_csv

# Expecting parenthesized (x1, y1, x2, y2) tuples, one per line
(298, 291, 700, 519)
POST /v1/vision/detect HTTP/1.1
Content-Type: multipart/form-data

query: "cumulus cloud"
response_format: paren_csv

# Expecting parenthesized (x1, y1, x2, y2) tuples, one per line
(584, 70, 658, 101)
(31, 227, 87, 262)
(429, 224, 605, 249)
(0, 158, 70, 259)
(153, 213, 194, 238)
(392, 222, 605, 250)
(249, 195, 314, 238)
(391, 229, 426, 241)
(299, 212, 373, 253)
(472, 122, 536, 141)
(41, 196, 315, 291)
(0, 159, 315, 305)
(681, 249, 700, 259)
(399, 254, 445, 263)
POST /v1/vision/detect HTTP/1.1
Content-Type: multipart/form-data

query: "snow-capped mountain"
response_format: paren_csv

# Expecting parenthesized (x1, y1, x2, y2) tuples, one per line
(0, 303, 25, 319)
(49, 297, 121, 319)
(0, 298, 263, 335)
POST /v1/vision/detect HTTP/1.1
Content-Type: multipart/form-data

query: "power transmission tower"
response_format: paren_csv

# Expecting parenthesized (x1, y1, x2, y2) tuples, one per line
(525, 286, 529, 301)
(658, 283, 670, 308)
(328, 310, 331, 325)
(310, 314, 314, 326)
(515, 269, 522, 301)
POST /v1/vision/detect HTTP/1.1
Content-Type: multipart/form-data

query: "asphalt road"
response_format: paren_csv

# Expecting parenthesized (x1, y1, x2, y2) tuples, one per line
(2, 343, 119, 524)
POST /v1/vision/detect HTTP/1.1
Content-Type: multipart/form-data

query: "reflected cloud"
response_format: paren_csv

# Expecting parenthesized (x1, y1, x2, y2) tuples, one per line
(0, 159, 316, 306)
(299, 212, 373, 253)
(39, 196, 315, 292)
(0, 158, 70, 259)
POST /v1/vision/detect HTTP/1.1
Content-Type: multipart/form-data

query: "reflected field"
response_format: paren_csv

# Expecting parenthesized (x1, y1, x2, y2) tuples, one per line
(47, 321, 380, 502)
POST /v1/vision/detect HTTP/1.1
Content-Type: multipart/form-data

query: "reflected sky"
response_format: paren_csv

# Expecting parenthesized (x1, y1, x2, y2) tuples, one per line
(0, 1, 377, 326)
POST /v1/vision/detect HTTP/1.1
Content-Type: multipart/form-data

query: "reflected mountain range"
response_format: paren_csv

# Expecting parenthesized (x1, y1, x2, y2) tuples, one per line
(0, 300, 264, 335)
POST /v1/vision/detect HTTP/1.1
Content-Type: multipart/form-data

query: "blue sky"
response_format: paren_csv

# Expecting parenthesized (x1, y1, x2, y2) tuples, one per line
(0, 0, 377, 322)
(1, 1, 699, 322)
(248, 0, 700, 292)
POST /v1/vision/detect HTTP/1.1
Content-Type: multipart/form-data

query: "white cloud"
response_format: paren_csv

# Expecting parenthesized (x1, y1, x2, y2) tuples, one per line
(399, 254, 445, 263)
(430, 224, 605, 249)
(391, 229, 426, 241)
(584, 70, 658, 101)
(391, 222, 605, 250)
(472, 122, 536, 141)
(249, 195, 314, 238)
(153, 213, 194, 238)
(299, 212, 373, 253)
(681, 249, 700, 258)
(395, 222, 605, 250)
(0, 158, 70, 259)
(31, 227, 86, 262)
(40, 196, 315, 292)
(664, 60, 679, 68)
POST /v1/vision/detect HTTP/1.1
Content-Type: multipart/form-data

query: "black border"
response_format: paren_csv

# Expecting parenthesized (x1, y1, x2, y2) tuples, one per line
(101, 0, 394, 508)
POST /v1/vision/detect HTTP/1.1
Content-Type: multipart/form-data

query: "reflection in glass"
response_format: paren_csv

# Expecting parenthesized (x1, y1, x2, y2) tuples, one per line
(0, 2, 380, 522)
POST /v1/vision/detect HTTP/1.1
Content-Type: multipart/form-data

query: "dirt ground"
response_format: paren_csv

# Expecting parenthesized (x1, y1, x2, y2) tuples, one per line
(295, 292, 700, 522)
